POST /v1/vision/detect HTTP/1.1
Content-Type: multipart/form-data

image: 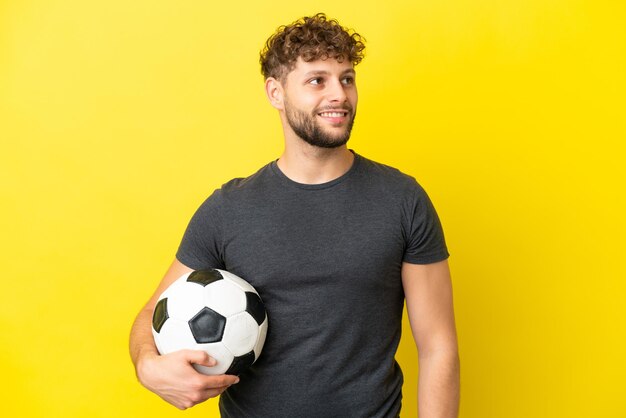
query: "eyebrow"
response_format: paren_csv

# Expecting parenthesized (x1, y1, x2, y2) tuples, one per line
(302, 69, 356, 77)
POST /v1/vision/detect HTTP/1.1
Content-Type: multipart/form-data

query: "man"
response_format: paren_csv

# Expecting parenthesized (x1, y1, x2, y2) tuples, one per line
(130, 13, 459, 418)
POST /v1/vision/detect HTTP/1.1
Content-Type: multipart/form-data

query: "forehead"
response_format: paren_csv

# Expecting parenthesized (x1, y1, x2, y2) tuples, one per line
(288, 57, 355, 79)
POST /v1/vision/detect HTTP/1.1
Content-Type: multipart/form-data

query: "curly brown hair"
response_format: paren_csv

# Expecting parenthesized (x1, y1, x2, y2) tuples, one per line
(260, 13, 366, 81)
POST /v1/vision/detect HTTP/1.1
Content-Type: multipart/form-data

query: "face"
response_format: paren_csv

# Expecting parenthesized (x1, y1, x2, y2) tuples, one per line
(281, 58, 358, 148)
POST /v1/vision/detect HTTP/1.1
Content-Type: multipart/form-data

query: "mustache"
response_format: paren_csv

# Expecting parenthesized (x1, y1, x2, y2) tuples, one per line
(314, 104, 354, 113)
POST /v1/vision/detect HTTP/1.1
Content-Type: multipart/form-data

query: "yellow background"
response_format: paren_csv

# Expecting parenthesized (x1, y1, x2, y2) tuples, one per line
(1, 0, 624, 417)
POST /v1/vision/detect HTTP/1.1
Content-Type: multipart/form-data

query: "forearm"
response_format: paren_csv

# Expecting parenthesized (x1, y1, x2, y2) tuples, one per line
(129, 305, 239, 409)
(417, 350, 460, 418)
(129, 307, 159, 370)
(130, 259, 194, 368)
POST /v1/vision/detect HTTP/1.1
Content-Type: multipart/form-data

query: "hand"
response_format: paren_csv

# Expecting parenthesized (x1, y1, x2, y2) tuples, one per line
(136, 349, 240, 410)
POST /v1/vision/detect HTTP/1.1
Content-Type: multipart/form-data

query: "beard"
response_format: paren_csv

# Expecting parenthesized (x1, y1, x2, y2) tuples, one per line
(284, 101, 356, 149)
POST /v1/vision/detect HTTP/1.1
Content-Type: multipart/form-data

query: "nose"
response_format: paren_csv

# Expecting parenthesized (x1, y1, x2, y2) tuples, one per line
(326, 78, 348, 103)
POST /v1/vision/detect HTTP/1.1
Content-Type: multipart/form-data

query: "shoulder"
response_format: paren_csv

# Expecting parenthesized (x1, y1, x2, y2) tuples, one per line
(222, 162, 272, 190)
(354, 153, 426, 197)
(201, 162, 275, 209)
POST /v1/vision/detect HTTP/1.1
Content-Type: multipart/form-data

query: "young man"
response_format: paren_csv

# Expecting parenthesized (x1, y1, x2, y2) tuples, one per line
(130, 13, 459, 418)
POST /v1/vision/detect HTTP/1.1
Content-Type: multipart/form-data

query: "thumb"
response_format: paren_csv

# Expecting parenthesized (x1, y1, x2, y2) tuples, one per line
(183, 350, 216, 367)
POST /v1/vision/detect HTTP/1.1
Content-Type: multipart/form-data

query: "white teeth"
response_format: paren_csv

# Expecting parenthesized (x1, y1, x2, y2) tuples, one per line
(320, 112, 346, 117)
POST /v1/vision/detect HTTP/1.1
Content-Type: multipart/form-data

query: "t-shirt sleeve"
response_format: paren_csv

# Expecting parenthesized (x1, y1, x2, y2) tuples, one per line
(402, 181, 450, 264)
(175, 190, 225, 270)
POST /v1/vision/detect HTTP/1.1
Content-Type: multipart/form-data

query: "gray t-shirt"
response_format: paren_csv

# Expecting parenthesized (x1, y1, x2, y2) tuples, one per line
(176, 152, 449, 418)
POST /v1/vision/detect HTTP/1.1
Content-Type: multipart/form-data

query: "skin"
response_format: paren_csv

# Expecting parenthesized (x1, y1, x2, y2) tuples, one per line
(403, 261, 460, 418)
(265, 57, 357, 184)
(281, 58, 356, 149)
(129, 56, 460, 417)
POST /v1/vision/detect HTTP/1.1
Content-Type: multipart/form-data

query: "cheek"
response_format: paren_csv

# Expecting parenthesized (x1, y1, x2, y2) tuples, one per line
(349, 89, 358, 107)
(287, 92, 319, 112)
(301, 95, 321, 109)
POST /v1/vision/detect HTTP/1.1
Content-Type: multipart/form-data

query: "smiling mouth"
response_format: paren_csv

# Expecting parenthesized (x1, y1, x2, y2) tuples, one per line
(318, 110, 349, 118)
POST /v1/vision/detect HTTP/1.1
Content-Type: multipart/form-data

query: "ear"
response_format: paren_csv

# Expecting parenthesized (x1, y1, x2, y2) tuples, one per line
(265, 77, 284, 110)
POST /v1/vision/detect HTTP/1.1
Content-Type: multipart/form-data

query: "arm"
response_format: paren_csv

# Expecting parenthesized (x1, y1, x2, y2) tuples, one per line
(402, 260, 460, 418)
(129, 259, 240, 409)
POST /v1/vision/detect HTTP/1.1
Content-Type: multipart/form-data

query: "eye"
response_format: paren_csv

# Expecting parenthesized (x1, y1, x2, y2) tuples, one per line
(342, 76, 355, 85)
(308, 77, 324, 85)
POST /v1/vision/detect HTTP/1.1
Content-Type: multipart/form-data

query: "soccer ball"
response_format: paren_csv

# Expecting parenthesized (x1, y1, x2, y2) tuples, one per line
(151, 268, 268, 376)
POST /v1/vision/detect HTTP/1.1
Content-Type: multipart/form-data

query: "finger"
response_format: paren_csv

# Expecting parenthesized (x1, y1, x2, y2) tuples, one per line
(201, 374, 240, 388)
(183, 350, 216, 367)
(206, 385, 230, 397)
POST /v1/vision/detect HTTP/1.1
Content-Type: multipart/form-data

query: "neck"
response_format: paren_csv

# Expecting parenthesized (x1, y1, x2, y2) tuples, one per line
(276, 144, 355, 185)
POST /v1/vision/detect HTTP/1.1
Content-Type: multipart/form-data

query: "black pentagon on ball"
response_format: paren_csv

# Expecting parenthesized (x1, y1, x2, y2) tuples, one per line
(187, 269, 224, 287)
(152, 298, 169, 333)
(188, 307, 226, 343)
(225, 351, 256, 375)
(245, 292, 267, 325)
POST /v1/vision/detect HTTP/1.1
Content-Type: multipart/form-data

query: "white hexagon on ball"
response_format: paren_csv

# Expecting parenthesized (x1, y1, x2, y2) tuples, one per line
(222, 312, 260, 357)
(203, 279, 247, 317)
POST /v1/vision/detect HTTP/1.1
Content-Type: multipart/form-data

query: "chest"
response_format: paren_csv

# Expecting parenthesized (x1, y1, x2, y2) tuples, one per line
(219, 191, 407, 299)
